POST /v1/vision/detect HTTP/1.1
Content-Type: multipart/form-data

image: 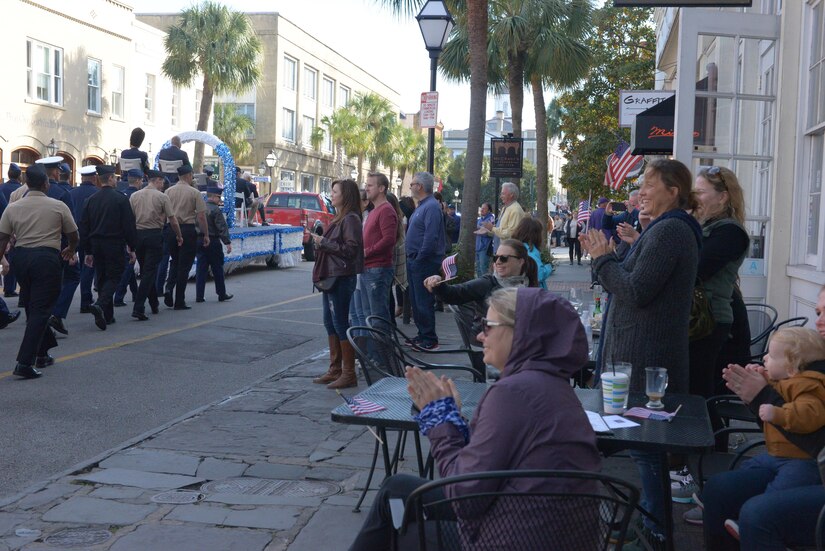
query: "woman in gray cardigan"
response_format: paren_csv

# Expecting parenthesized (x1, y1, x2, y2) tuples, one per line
(581, 158, 702, 545)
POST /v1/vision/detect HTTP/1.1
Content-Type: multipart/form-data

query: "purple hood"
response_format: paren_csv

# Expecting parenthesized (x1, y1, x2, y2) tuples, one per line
(501, 287, 589, 381)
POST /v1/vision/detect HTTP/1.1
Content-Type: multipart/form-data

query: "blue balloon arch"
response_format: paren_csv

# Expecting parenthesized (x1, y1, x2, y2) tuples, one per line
(154, 130, 239, 227)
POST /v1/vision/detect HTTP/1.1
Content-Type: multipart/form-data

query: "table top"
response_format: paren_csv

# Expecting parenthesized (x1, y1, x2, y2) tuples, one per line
(331, 378, 714, 455)
(330, 377, 489, 431)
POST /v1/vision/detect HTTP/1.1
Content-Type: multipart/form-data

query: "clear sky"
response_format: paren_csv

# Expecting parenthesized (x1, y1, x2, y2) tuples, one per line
(134, 0, 540, 131)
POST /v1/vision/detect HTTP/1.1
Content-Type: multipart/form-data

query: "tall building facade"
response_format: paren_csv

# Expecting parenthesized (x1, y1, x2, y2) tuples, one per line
(654, 0, 823, 320)
(0, 0, 203, 184)
(138, 12, 402, 196)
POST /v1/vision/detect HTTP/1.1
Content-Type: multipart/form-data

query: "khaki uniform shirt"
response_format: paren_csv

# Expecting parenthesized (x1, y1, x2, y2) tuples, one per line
(130, 187, 175, 230)
(165, 182, 205, 225)
(9, 184, 29, 203)
(0, 191, 77, 250)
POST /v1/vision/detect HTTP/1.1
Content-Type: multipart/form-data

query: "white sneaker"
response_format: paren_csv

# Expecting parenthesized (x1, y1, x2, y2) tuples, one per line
(724, 519, 740, 541)
(671, 473, 699, 503)
(669, 466, 690, 482)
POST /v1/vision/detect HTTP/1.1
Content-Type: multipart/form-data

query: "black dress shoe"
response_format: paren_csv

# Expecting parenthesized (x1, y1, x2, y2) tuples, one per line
(173, 304, 191, 310)
(106, 318, 116, 325)
(35, 355, 55, 368)
(80, 305, 92, 314)
(150, 303, 160, 314)
(218, 294, 233, 302)
(0, 310, 21, 330)
(89, 305, 107, 331)
(13, 363, 41, 379)
(132, 311, 149, 321)
(196, 297, 205, 303)
(164, 291, 174, 307)
(114, 301, 127, 307)
(4, 291, 19, 298)
(48, 315, 68, 335)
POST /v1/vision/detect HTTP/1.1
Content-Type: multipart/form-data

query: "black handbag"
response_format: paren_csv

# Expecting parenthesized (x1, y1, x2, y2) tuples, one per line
(688, 279, 715, 341)
(313, 276, 338, 292)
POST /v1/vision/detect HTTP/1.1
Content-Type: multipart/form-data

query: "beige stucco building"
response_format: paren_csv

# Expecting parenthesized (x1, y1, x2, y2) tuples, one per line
(654, 0, 824, 322)
(138, 12, 402, 196)
(0, 0, 204, 184)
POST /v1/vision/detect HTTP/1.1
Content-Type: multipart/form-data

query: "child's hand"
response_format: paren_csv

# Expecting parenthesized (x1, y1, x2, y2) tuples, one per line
(759, 404, 776, 423)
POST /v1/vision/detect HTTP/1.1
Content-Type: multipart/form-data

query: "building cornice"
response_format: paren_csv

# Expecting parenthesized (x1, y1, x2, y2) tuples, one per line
(21, 0, 132, 42)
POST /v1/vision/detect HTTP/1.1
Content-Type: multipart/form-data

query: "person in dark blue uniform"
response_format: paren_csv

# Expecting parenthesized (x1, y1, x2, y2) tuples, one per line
(195, 186, 233, 303)
(158, 135, 191, 184)
(35, 157, 78, 336)
(79, 165, 137, 330)
(114, 169, 143, 306)
(56, 162, 72, 192)
(120, 127, 150, 174)
(0, 163, 22, 298)
(0, 192, 20, 329)
(70, 166, 99, 313)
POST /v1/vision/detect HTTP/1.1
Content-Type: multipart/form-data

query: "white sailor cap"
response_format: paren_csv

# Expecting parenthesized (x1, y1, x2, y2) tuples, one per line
(79, 165, 98, 176)
(35, 156, 65, 166)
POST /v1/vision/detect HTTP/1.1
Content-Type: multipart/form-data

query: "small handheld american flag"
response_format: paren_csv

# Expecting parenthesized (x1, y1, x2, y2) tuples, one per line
(441, 254, 458, 280)
(339, 392, 386, 415)
(577, 200, 590, 224)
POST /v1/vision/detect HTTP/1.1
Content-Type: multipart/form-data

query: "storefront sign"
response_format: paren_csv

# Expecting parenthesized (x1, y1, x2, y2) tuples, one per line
(619, 90, 675, 128)
(490, 137, 524, 178)
(420, 92, 439, 129)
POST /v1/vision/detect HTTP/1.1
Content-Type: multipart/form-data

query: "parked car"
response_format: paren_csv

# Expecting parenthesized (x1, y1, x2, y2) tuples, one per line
(263, 192, 336, 261)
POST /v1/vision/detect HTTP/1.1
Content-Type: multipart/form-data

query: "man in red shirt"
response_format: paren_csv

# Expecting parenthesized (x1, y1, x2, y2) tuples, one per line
(358, 172, 398, 333)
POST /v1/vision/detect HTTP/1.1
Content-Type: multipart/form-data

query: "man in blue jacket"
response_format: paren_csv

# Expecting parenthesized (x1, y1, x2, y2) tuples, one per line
(405, 172, 446, 350)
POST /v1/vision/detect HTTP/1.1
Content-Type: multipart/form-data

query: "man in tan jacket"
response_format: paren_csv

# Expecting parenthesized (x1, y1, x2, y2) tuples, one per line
(481, 182, 525, 252)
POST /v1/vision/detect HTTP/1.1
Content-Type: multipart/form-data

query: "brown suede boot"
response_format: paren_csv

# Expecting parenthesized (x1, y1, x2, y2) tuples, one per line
(327, 340, 358, 389)
(313, 335, 342, 384)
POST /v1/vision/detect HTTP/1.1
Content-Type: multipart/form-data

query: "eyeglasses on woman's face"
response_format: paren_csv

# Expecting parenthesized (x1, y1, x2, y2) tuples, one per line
(493, 254, 516, 264)
(480, 317, 513, 335)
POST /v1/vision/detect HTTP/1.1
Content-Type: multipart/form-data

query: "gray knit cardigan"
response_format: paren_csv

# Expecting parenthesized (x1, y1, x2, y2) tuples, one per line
(593, 217, 699, 394)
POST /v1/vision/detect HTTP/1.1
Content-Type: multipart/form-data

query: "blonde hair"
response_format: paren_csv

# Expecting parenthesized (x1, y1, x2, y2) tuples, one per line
(697, 166, 746, 225)
(770, 327, 825, 373)
(487, 287, 517, 327)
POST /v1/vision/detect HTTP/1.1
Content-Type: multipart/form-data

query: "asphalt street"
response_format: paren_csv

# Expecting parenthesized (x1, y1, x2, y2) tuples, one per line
(0, 261, 328, 499)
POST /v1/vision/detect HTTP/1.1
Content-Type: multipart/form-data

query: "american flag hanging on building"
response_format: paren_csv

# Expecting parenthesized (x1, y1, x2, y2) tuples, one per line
(340, 393, 386, 415)
(605, 140, 644, 191)
(441, 254, 458, 280)
(577, 200, 590, 224)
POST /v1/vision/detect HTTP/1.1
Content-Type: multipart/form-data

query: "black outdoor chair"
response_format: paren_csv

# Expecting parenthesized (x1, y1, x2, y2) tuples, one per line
(446, 305, 492, 382)
(771, 316, 810, 333)
(366, 315, 466, 356)
(395, 470, 639, 551)
(695, 428, 764, 488)
(744, 303, 778, 362)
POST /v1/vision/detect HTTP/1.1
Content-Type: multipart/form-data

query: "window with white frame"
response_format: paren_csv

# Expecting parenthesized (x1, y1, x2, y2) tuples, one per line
(301, 173, 315, 192)
(283, 56, 297, 90)
(282, 108, 296, 141)
(322, 77, 334, 107)
(87, 58, 101, 114)
(230, 103, 255, 138)
(323, 124, 333, 152)
(280, 170, 295, 191)
(144, 74, 155, 123)
(304, 67, 317, 100)
(171, 85, 180, 126)
(111, 65, 124, 119)
(303, 116, 315, 147)
(320, 176, 332, 194)
(26, 39, 63, 106)
(339, 85, 350, 107)
(800, 0, 825, 266)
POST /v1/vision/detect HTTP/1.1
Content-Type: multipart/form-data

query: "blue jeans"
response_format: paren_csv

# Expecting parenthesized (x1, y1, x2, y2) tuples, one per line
(629, 450, 667, 537)
(51, 259, 80, 319)
(323, 275, 357, 340)
(359, 267, 394, 332)
(475, 249, 491, 278)
(407, 256, 441, 346)
(739, 485, 825, 550)
(702, 455, 822, 551)
(349, 282, 367, 336)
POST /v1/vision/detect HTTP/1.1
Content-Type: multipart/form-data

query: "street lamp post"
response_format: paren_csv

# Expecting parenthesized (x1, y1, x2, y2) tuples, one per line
(265, 150, 278, 194)
(454, 188, 460, 214)
(416, 0, 454, 176)
(395, 176, 402, 196)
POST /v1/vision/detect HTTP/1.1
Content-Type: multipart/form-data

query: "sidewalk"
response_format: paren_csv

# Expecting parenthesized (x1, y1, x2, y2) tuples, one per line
(0, 265, 704, 550)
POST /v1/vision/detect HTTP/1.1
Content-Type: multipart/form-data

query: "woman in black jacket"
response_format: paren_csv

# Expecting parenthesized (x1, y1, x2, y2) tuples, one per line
(311, 179, 364, 389)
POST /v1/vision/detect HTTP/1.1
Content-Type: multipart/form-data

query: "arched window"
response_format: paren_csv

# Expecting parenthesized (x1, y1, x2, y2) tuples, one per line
(11, 147, 41, 170)
(82, 156, 104, 166)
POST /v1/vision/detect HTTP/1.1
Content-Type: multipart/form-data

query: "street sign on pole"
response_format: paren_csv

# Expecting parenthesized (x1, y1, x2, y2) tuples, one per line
(490, 137, 524, 178)
(420, 92, 439, 129)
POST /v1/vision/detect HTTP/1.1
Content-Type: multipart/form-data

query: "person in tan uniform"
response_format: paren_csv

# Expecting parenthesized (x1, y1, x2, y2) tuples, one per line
(130, 169, 183, 320)
(0, 165, 78, 379)
(164, 165, 208, 310)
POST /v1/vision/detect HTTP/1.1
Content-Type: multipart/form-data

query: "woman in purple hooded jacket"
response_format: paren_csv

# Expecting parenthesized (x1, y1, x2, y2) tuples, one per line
(348, 287, 602, 550)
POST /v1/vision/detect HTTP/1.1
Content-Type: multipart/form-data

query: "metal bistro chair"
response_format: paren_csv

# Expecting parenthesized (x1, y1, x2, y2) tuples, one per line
(744, 303, 779, 362)
(366, 315, 467, 356)
(395, 470, 639, 551)
(771, 316, 810, 334)
(446, 304, 494, 382)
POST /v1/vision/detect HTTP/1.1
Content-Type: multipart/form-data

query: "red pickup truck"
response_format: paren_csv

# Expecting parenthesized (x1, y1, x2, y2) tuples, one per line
(263, 192, 336, 261)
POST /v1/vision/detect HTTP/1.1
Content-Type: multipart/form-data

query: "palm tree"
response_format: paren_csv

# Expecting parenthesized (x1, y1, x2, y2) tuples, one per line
(376, 0, 488, 280)
(162, 1, 262, 170)
(348, 92, 397, 176)
(213, 104, 254, 164)
(321, 109, 358, 178)
(396, 126, 427, 183)
(546, 97, 564, 143)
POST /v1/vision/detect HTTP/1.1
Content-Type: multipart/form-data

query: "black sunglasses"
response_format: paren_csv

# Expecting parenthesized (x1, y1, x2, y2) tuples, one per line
(493, 254, 516, 264)
(480, 317, 513, 335)
(707, 166, 727, 190)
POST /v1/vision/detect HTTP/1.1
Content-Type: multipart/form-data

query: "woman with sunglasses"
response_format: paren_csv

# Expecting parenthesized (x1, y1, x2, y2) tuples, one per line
(422, 239, 538, 326)
(348, 287, 602, 550)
